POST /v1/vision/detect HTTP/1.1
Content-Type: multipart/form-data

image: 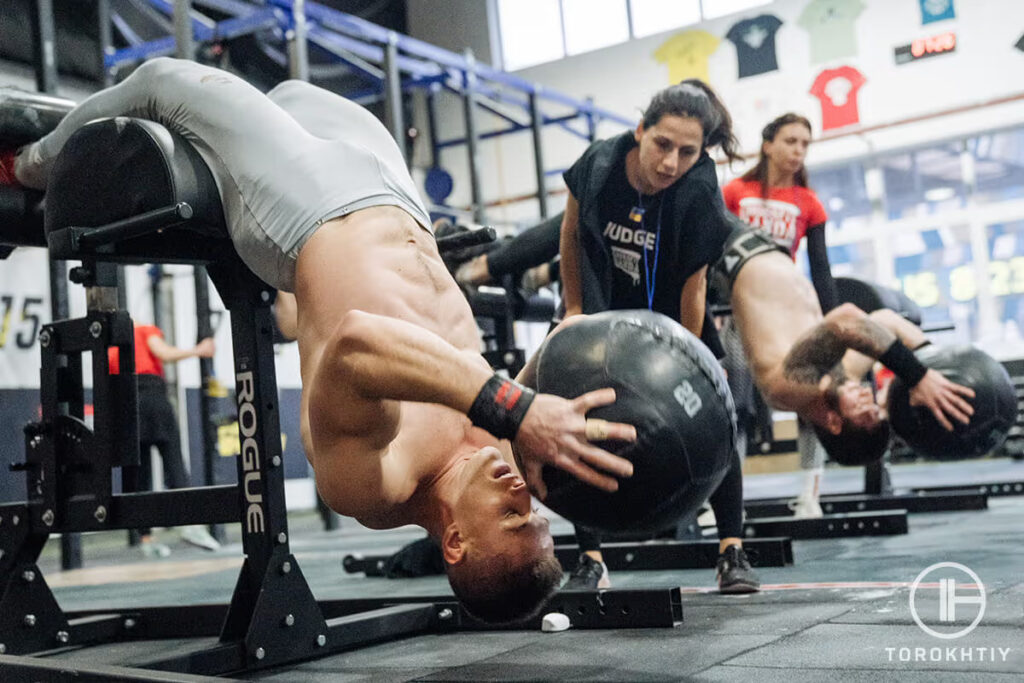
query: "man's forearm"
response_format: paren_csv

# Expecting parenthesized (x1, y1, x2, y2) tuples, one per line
(782, 305, 895, 385)
(829, 307, 899, 360)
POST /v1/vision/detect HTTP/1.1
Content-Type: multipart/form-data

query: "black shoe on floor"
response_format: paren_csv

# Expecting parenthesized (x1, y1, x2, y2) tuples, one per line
(716, 545, 761, 594)
(563, 553, 610, 590)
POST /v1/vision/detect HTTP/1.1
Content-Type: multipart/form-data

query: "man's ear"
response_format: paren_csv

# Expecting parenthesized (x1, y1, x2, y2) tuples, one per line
(634, 121, 645, 143)
(824, 410, 843, 436)
(441, 523, 466, 565)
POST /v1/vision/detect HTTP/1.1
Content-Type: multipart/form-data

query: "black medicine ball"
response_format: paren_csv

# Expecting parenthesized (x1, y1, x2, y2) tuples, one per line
(887, 346, 1017, 460)
(535, 310, 735, 534)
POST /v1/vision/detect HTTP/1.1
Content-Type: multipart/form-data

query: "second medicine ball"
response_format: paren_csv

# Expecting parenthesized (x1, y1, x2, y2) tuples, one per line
(887, 345, 1017, 460)
(535, 310, 735, 534)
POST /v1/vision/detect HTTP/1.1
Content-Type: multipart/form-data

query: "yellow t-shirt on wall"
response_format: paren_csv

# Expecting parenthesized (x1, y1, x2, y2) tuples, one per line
(654, 30, 721, 84)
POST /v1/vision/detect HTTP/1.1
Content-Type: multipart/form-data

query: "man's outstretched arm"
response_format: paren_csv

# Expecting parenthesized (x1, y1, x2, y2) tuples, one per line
(317, 310, 635, 497)
(784, 303, 973, 430)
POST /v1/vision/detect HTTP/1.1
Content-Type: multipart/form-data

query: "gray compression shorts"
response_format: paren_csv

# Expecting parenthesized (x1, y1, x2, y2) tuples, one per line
(16, 58, 432, 291)
(711, 223, 790, 302)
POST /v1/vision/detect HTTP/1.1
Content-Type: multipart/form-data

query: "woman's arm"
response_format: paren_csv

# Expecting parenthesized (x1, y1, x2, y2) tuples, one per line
(558, 194, 585, 317)
(805, 225, 839, 313)
(147, 335, 215, 363)
(678, 265, 708, 338)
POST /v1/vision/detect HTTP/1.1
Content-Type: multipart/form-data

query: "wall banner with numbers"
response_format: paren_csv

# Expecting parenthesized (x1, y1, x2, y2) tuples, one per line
(0, 248, 50, 389)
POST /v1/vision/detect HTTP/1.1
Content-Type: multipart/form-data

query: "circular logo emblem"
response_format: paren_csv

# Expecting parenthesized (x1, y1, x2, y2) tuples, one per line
(910, 562, 985, 639)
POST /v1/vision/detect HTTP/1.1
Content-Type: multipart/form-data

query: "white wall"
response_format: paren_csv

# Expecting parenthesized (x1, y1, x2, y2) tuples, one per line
(413, 0, 1024, 225)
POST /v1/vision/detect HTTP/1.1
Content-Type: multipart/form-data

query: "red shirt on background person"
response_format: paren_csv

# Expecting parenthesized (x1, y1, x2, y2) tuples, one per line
(108, 324, 214, 375)
(722, 178, 828, 259)
(721, 112, 838, 312)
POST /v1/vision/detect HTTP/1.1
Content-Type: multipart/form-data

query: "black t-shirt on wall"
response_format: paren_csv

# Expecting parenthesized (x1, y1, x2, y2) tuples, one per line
(601, 157, 664, 311)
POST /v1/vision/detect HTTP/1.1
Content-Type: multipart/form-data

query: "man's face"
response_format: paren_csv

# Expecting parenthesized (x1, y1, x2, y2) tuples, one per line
(452, 448, 553, 562)
(634, 115, 704, 194)
(836, 380, 884, 430)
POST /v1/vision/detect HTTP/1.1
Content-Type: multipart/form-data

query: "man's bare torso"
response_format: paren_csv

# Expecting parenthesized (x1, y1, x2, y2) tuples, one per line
(292, 206, 496, 524)
(729, 250, 825, 412)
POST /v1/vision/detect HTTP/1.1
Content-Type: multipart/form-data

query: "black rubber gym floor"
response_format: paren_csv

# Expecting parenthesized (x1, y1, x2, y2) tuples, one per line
(23, 458, 1024, 681)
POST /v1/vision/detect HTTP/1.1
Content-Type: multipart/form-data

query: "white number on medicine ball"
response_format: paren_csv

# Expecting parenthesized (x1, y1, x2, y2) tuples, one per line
(673, 381, 702, 417)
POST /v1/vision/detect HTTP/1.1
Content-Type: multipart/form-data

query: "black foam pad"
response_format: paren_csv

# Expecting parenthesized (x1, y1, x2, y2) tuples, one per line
(0, 185, 45, 249)
(836, 277, 922, 326)
(46, 117, 226, 239)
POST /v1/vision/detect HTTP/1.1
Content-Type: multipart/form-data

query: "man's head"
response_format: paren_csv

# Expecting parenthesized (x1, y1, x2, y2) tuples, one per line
(816, 377, 892, 465)
(442, 448, 562, 623)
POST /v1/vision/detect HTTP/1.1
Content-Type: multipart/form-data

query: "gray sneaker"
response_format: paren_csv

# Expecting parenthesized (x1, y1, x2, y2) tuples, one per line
(140, 540, 171, 559)
(181, 525, 221, 551)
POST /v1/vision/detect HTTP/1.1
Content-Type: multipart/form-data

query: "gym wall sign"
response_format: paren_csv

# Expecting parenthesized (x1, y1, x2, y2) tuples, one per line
(894, 31, 957, 65)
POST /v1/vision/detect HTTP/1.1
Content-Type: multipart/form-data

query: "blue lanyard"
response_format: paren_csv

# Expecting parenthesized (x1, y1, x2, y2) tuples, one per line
(636, 189, 663, 311)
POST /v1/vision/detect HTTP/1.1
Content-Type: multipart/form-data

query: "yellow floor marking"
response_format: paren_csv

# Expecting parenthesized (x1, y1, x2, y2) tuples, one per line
(47, 557, 243, 587)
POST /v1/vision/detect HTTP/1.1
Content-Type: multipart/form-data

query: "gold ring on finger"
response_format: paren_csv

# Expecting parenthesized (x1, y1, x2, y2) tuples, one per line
(585, 418, 609, 441)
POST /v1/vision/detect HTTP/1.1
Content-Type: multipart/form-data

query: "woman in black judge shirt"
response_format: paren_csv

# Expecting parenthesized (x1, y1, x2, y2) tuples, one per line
(558, 80, 760, 594)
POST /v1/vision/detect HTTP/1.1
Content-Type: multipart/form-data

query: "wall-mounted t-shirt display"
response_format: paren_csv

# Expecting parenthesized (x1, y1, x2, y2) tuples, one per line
(726, 14, 784, 78)
(810, 65, 867, 130)
(919, 0, 955, 25)
(653, 30, 721, 84)
(798, 0, 866, 65)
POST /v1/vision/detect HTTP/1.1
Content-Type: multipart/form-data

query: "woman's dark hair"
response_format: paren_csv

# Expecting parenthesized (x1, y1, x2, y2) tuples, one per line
(641, 79, 742, 164)
(740, 112, 813, 197)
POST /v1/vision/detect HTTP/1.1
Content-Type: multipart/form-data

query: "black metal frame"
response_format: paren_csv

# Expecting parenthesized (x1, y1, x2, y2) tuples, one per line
(0, 203, 685, 679)
(343, 537, 794, 578)
(739, 510, 909, 539)
(745, 490, 988, 517)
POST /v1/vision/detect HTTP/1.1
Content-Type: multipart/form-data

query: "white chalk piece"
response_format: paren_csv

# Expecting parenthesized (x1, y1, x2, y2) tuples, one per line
(541, 612, 571, 632)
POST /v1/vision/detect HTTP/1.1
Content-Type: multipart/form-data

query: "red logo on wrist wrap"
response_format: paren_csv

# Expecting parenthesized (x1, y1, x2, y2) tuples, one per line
(494, 381, 522, 409)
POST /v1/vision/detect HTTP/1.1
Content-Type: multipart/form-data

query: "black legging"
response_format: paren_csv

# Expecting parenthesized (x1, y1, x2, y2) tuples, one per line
(136, 374, 190, 536)
(137, 374, 190, 488)
(574, 448, 745, 551)
(486, 212, 562, 279)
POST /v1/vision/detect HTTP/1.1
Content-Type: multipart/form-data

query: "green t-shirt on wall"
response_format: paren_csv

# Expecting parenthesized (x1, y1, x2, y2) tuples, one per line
(798, 0, 866, 64)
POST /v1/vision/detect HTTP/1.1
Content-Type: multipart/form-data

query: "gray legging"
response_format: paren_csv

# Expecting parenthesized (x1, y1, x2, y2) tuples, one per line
(797, 418, 827, 470)
(15, 57, 430, 291)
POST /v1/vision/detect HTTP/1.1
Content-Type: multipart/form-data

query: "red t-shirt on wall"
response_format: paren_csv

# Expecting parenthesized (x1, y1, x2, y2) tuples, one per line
(108, 324, 165, 377)
(809, 65, 866, 131)
(722, 178, 828, 258)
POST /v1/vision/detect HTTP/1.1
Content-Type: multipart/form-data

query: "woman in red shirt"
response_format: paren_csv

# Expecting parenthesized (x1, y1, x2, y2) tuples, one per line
(722, 112, 837, 312)
(722, 113, 837, 518)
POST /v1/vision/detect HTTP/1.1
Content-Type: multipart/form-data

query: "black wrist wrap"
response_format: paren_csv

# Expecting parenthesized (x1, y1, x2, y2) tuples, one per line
(879, 339, 928, 388)
(467, 375, 536, 440)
